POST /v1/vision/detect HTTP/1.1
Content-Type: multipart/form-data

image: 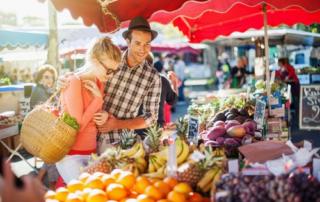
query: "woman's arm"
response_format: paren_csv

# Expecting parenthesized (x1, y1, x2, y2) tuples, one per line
(62, 77, 103, 131)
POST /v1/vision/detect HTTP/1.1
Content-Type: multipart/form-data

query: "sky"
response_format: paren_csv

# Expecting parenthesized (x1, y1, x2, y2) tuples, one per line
(0, 0, 81, 25)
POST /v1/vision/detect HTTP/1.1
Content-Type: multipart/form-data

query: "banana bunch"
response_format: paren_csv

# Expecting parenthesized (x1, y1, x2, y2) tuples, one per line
(149, 137, 190, 167)
(143, 166, 166, 179)
(120, 163, 140, 177)
(120, 141, 145, 159)
(213, 148, 225, 157)
(148, 154, 166, 173)
(176, 138, 190, 165)
(197, 167, 222, 193)
(135, 157, 147, 173)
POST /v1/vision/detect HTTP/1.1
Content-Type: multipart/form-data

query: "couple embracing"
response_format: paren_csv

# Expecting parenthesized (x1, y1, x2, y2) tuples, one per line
(56, 16, 162, 183)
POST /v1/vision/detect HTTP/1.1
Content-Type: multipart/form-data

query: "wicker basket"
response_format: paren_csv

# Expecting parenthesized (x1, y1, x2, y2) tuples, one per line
(20, 107, 77, 164)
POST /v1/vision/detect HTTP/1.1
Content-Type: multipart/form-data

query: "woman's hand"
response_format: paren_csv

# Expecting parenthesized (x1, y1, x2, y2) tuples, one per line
(83, 80, 102, 98)
(93, 111, 109, 126)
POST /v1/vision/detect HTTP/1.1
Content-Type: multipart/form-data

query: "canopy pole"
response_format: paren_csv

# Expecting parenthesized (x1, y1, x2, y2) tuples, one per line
(263, 3, 271, 104)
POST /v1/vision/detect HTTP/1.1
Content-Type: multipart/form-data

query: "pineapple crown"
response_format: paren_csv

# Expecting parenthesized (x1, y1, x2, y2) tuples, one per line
(176, 117, 188, 140)
(119, 131, 137, 149)
(144, 124, 162, 151)
(198, 146, 219, 170)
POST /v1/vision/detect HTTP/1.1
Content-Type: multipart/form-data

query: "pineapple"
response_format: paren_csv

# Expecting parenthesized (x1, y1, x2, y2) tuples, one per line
(83, 148, 131, 174)
(143, 124, 162, 153)
(84, 157, 112, 174)
(176, 117, 188, 142)
(119, 130, 137, 149)
(176, 147, 217, 187)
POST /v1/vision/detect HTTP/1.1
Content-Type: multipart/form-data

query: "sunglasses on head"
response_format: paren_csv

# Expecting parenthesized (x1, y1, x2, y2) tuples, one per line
(98, 60, 117, 75)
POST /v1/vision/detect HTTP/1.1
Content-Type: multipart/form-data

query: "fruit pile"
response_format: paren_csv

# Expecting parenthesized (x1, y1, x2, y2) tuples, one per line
(45, 169, 210, 202)
(214, 173, 320, 202)
(82, 124, 226, 194)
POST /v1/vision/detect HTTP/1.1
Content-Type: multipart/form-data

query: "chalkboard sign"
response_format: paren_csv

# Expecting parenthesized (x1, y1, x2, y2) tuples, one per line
(188, 116, 199, 143)
(254, 99, 267, 129)
(299, 85, 320, 130)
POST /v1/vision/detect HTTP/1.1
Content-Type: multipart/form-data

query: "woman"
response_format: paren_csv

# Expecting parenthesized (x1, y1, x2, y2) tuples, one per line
(30, 64, 58, 190)
(30, 64, 57, 109)
(55, 37, 122, 183)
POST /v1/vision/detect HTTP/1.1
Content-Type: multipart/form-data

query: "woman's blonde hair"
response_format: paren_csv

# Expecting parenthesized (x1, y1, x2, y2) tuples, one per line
(35, 64, 57, 84)
(87, 37, 122, 63)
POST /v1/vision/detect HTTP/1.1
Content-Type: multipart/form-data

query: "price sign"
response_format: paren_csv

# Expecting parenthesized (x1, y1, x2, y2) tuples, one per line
(188, 116, 199, 144)
(254, 99, 267, 129)
(299, 85, 320, 130)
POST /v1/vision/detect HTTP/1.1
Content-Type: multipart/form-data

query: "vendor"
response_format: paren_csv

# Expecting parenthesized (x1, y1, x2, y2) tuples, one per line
(276, 58, 300, 121)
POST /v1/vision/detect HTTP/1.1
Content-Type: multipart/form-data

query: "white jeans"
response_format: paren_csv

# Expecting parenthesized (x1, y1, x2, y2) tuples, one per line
(56, 155, 90, 183)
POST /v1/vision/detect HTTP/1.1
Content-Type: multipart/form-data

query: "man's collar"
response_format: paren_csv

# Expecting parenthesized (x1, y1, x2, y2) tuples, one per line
(122, 50, 145, 69)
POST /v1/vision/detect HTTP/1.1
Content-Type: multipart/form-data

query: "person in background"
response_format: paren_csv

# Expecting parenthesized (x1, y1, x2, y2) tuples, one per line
(230, 58, 246, 88)
(30, 64, 57, 109)
(154, 54, 164, 73)
(174, 55, 186, 101)
(276, 57, 300, 118)
(29, 64, 59, 190)
(55, 37, 122, 183)
(146, 53, 179, 127)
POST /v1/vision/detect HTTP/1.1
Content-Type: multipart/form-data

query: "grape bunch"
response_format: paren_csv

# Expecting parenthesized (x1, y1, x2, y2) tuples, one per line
(215, 173, 320, 202)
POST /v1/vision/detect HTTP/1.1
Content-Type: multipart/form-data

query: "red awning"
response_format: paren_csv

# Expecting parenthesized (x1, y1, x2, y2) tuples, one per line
(50, 0, 207, 33)
(148, 0, 320, 42)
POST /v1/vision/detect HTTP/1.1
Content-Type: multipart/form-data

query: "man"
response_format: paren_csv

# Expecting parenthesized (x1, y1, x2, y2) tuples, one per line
(174, 55, 186, 101)
(96, 16, 161, 153)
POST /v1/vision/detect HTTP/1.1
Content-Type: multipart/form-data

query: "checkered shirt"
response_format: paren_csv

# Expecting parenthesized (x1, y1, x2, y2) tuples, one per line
(98, 51, 161, 145)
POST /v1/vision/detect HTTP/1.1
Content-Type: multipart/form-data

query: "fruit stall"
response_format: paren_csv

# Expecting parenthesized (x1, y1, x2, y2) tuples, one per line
(43, 79, 320, 202)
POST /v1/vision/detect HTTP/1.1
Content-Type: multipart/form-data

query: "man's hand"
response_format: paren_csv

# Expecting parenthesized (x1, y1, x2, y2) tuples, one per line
(0, 161, 46, 202)
(167, 71, 179, 93)
(94, 111, 109, 126)
(56, 72, 73, 90)
(97, 114, 119, 133)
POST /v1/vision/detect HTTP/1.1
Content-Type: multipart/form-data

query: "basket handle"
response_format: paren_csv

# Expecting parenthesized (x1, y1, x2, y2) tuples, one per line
(44, 90, 60, 106)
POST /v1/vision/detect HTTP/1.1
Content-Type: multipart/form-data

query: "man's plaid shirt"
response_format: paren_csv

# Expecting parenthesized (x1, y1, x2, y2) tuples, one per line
(98, 51, 161, 146)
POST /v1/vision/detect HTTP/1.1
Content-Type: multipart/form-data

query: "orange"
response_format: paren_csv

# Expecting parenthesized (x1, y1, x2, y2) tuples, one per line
(110, 169, 123, 179)
(167, 191, 186, 202)
(163, 177, 178, 189)
(134, 176, 151, 194)
(84, 175, 104, 190)
(173, 183, 192, 194)
(157, 200, 171, 202)
(129, 191, 139, 198)
(137, 194, 156, 202)
(65, 193, 83, 202)
(79, 172, 91, 183)
(144, 185, 163, 200)
(92, 172, 105, 179)
(150, 178, 161, 184)
(123, 199, 138, 202)
(117, 171, 136, 189)
(67, 180, 84, 192)
(82, 188, 93, 200)
(106, 183, 128, 200)
(101, 174, 116, 188)
(106, 201, 118, 202)
(153, 181, 171, 196)
(87, 189, 108, 202)
(45, 190, 56, 199)
(188, 192, 203, 202)
(55, 187, 69, 201)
